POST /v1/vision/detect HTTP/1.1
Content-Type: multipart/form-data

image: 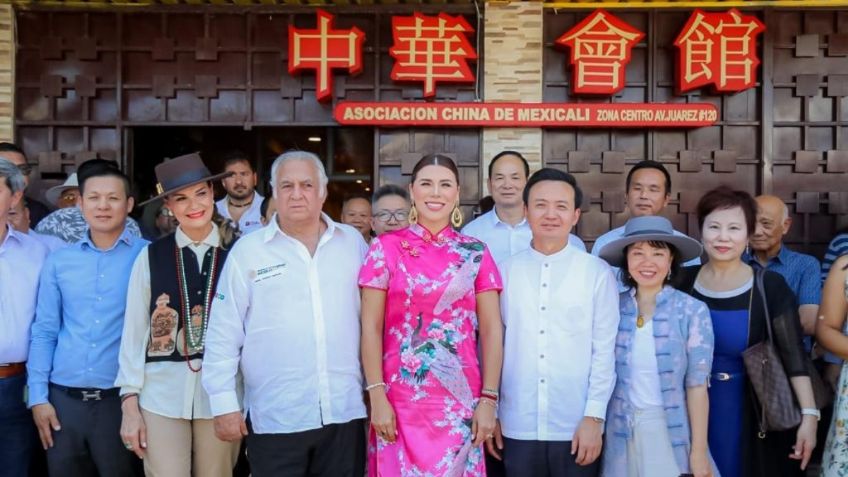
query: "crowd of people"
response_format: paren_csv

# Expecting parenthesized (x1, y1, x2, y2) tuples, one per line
(2, 143, 848, 477)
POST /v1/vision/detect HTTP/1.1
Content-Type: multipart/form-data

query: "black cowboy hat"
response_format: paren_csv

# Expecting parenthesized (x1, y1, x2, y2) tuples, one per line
(140, 152, 232, 206)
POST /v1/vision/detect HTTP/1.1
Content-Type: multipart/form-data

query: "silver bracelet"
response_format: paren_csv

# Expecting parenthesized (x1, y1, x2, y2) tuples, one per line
(365, 382, 386, 391)
(801, 408, 821, 421)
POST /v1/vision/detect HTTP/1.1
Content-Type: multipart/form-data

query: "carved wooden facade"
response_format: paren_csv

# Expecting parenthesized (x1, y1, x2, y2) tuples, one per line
(12, 5, 848, 254)
(543, 9, 848, 254)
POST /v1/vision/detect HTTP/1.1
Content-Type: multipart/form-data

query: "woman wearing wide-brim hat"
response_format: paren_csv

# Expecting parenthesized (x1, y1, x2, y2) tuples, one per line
(597, 216, 719, 477)
(115, 152, 241, 477)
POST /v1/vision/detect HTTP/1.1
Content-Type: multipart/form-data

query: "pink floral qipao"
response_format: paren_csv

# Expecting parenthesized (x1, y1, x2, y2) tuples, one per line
(359, 224, 503, 477)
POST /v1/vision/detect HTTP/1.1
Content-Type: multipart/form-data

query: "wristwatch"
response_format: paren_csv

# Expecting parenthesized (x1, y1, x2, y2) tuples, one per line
(801, 408, 821, 421)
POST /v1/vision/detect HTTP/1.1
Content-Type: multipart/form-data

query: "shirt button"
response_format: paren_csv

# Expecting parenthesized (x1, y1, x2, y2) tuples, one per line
(542, 283, 547, 288)
(91, 343, 96, 348)
(544, 263, 549, 268)
(540, 330, 545, 334)
(540, 354, 545, 359)
(95, 320, 100, 324)
(541, 306, 546, 311)
(99, 274, 104, 279)
(540, 378, 545, 383)
(96, 297, 102, 302)
(196, 290, 202, 295)
(88, 368, 93, 372)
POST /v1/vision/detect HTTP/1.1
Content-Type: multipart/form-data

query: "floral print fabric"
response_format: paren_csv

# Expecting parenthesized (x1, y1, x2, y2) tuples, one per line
(822, 273, 848, 477)
(358, 224, 502, 477)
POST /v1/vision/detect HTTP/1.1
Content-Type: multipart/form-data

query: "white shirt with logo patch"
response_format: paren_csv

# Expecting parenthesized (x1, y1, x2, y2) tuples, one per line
(216, 191, 265, 235)
(202, 214, 369, 434)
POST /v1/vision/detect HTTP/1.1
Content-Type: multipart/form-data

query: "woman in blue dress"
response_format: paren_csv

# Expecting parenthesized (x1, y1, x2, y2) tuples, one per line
(677, 186, 818, 477)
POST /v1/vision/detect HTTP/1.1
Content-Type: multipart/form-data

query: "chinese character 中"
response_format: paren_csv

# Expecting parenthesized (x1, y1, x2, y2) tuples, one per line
(289, 9, 365, 102)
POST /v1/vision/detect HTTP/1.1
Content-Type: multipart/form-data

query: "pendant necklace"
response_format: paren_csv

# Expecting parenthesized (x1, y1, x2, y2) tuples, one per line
(175, 245, 219, 372)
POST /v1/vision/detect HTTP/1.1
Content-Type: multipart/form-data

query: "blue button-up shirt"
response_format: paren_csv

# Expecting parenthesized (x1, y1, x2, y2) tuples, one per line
(0, 225, 48, 364)
(744, 246, 821, 306)
(27, 227, 148, 407)
(744, 245, 821, 352)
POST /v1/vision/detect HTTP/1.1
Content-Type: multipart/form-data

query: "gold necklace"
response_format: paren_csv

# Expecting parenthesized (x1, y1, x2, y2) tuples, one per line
(636, 314, 645, 328)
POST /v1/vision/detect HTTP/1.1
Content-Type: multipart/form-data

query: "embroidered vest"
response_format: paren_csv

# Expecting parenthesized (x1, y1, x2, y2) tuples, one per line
(146, 234, 228, 363)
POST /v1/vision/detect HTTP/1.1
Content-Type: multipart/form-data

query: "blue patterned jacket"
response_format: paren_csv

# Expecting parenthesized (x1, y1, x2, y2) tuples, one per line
(601, 285, 718, 476)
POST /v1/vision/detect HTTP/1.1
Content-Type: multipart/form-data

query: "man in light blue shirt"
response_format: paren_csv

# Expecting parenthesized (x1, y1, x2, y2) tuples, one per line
(0, 157, 48, 477)
(591, 160, 700, 289)
(463, 151, 585, 266)
(27, 159, 146, 476)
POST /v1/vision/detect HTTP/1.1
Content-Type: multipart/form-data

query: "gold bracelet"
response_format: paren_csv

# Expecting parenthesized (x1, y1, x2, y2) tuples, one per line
(478, 397, 498, 409)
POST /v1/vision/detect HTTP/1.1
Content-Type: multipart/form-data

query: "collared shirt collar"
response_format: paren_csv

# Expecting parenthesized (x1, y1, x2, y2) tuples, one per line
(0, 224, 24, 251)
(489, 208, 527, 228)
(80, 225, 135, 251)
(744, 245, 788, 266)
(263, 212, 337, 244)
(175, 222, 220, 249)
(408, 222, 457, 244)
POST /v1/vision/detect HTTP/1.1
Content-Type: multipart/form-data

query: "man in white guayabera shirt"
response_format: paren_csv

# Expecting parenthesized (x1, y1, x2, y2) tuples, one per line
(491, 168, 619, 477)
(202, 151, 368, 477)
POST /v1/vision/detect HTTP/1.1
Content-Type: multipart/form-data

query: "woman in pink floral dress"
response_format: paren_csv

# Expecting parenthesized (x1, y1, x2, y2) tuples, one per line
(359, 154, 504, 477)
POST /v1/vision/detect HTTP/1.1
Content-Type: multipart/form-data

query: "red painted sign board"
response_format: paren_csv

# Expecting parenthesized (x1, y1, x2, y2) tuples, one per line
(556, 10, 645, 95)
(389, 12, 478, 98)
(674, 9, 765, 93)
(334, 102, 718, 128)
(288, 9, 365, 102)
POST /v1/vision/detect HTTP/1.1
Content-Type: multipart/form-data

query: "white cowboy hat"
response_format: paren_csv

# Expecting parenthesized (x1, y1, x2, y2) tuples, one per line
(45, 173, 79, 206)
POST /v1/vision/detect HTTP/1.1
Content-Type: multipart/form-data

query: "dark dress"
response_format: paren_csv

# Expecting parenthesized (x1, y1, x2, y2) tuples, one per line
(678, 266, 809, 477)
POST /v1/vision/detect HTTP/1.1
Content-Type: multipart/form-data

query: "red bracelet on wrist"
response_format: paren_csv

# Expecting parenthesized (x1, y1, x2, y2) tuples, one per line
(481, 392, 499, 402)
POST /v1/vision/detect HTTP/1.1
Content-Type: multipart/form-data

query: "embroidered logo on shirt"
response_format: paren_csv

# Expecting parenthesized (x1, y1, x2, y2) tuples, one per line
(148, 293, 178, 357)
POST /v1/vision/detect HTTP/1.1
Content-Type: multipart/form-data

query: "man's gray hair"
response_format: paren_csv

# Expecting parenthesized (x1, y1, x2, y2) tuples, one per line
(269, 151, 329, 198)
(0, 157, 25, 194)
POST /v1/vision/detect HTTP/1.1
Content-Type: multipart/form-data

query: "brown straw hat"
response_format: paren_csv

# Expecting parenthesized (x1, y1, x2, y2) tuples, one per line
(139, 152, 232, 206)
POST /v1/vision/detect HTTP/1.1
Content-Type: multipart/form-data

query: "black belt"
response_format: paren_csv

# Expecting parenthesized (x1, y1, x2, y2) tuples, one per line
(50, 383, 120, 402)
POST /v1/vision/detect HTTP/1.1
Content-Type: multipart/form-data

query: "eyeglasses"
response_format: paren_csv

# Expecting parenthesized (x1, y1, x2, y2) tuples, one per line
(373, 210, 409, 222)
(16, 164, 32, 176)
(158, 208, 174, 218)
(60, 192, 78, 202)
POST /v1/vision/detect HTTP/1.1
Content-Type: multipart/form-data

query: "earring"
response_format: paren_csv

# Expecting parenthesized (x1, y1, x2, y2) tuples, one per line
(667, 270, 672, 281)
(745, 243, 750, 256)
(451, 204, 463, 228)
(409, 204, 418, 225)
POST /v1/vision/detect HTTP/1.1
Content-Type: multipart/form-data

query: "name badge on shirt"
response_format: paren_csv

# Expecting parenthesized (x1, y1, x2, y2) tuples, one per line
(251, 263, 287, 283)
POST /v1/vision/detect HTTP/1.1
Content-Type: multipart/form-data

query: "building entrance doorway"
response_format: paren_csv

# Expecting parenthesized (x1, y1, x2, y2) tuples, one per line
(129, 126, 374, 221)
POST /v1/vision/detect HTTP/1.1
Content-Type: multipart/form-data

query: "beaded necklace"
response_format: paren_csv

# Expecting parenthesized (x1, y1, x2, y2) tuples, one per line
(174, 244, 219, 373)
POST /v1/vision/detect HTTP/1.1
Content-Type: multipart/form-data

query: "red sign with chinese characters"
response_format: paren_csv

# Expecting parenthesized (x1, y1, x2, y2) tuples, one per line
(288, 9, 365, 102)
(389, 12, 478, 98)
(335, 102, 718, 128)
(674, 9, 765, 93)
(556, 10, 644, 95)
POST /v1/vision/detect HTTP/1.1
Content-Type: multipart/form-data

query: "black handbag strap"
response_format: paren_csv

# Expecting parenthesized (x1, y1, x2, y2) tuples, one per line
(754, 268, 774, 343)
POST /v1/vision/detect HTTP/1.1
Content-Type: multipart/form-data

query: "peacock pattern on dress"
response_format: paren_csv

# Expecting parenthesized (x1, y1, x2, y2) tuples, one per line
(359, 223, 502, 477)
